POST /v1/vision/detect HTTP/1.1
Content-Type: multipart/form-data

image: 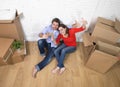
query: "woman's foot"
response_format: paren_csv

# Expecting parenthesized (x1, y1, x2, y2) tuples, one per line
(59, 67, 65, 74)
(32, 67, 38, 78)
(52, 67, 60, 74)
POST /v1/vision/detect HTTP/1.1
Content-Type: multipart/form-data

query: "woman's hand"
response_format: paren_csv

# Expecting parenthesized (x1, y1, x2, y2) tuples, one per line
(81, 18, 87, 29)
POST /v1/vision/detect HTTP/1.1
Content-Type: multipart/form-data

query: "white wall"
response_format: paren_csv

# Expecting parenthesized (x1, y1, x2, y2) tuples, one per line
(0, 0, 120, 41)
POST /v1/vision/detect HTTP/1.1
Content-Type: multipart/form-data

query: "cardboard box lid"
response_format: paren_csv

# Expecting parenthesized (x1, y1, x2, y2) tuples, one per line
(115, 18, 120, 34)
(97, 17, 115, 27)
(0, 38, 14, 58)
(92, 25, 120, 44)
(86, 50, 119, 73)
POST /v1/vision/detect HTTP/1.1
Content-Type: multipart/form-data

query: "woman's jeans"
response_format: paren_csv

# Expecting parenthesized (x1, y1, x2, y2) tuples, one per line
(54, 43, 76, 68)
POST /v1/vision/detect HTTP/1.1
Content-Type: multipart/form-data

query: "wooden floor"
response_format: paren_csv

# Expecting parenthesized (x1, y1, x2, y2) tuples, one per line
(0, 42, 120, 87)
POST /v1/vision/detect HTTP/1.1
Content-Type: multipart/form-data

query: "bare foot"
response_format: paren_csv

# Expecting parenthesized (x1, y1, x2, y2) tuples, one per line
(59, 67, 65, 75)
(32, 67, 38, 78)
(52, 67, 60, 74)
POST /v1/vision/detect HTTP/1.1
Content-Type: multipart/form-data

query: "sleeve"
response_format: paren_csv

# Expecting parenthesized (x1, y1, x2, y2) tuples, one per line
(54, 31, 59, 39)
(56, 34, 62, 44)
(71, 27, 85, 33)
(41, 26, 49, 34)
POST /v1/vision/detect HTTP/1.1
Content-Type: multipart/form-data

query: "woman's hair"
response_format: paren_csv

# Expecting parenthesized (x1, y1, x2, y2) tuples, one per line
(52, 18, 61, 26)
(59, 24, 69, 34)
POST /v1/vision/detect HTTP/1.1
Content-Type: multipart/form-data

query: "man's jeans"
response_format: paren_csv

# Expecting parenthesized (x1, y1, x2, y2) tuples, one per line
(36, 47, 56, 71)
(54, 43, 76, 68)
(37, 39, 51, 56)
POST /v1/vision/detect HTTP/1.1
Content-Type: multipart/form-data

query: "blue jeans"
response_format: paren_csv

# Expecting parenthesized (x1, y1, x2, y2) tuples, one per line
(36, 47, 56, 71)
(54, 43, 76, 68)
(37, 39, 51, 56)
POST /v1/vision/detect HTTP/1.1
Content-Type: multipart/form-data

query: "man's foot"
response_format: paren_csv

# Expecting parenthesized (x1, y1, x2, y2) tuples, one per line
(59, 67, 65, 75)
(32, 67, 38, 78)
(52, 67, 60, 74)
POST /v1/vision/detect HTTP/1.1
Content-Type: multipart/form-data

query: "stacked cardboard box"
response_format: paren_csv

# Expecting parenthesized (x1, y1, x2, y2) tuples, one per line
(0, 10, 26, 66)
(82, 17, 120, 73)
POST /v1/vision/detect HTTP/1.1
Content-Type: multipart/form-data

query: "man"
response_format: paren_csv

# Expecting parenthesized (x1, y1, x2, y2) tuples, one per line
(32, 18, 61, 78)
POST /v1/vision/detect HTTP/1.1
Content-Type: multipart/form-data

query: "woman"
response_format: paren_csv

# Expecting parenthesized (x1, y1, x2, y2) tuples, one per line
(52, 19, 87, 74)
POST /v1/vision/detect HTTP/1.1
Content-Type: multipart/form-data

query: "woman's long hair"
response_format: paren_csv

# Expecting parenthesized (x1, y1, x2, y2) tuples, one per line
(59, 24, 69, 35)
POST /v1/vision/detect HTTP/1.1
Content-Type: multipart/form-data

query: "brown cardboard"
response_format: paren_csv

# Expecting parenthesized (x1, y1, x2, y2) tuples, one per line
(0, 38, 14, 65)
(92, 25, 120, 44)
(11, 47, 25, 64)
(0, 10, 25, 42)
(86, 41, 119, 73)
(97, 41, 120, 55)
(96, 22, 116, 32)
(115, 19, 120, 33)
(97, 17, 115, 27)
(86, 50, 119, 73)
(82, 32, 94, 46)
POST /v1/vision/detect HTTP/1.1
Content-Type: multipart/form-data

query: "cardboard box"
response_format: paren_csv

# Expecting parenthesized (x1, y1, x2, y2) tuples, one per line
(92, 25, 120, 45)
(0, 10, 25, 42)
(82, 17, 120, 73)
(0, 38, 14, 66)
(0, 10, 27, 56)
(85, 41, 120, 73)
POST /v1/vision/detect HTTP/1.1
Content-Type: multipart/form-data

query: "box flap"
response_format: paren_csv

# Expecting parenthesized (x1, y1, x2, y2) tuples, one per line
(96, 22, 116, 32)
(97, 17, 115, 27)
(92, 25, 120, 44)
(0, 9, 18, 23)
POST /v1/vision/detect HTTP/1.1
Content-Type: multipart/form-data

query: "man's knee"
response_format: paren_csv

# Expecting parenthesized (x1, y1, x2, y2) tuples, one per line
(38, 39, 45, 45)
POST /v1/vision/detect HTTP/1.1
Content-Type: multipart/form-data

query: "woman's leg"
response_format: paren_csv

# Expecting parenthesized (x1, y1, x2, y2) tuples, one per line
(54, 43, 66, 62)
(58, 46, 76, 68)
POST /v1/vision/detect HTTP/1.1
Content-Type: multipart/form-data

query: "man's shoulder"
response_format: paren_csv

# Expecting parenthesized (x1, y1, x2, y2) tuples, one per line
(44, 25, 52, 30)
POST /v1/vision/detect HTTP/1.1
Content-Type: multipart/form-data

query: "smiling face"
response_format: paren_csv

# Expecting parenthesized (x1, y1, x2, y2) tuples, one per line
(59, 27, 66, 35)
(52, 21, 59, 30)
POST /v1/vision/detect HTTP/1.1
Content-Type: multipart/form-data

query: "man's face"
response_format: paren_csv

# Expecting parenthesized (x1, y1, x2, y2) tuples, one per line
(52, 22, 59, 30)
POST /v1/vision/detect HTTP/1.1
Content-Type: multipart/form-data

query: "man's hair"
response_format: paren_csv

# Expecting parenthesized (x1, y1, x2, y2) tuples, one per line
(52, 18, 61, 26)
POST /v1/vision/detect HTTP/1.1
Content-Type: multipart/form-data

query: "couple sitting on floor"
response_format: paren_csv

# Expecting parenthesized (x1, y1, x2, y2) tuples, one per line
(32, 18, 87, 78)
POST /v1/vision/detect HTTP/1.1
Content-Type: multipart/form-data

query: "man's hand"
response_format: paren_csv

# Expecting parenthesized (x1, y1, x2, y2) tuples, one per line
(42, 34, 49, 39)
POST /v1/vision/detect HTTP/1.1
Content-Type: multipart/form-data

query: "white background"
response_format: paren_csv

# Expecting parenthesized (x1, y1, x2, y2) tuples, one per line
(0, 0, 120, 41)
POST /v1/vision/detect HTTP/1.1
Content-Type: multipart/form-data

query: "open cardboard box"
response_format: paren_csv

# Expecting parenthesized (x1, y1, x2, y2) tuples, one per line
(0, 10, 25, 43)
(0, 10, 27, 56)
(85, 41, 120, 73)
(81, 17, 120, 73)
(90, 17, 120, 45)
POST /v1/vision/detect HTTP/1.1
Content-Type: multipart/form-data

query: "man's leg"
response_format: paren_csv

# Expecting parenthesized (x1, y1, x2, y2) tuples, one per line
(37, 39, 48, 57)
(32, 47, 56, 78)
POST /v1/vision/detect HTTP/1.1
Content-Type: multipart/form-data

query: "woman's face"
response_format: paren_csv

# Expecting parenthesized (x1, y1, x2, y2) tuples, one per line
(59, 27, 66, 35)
